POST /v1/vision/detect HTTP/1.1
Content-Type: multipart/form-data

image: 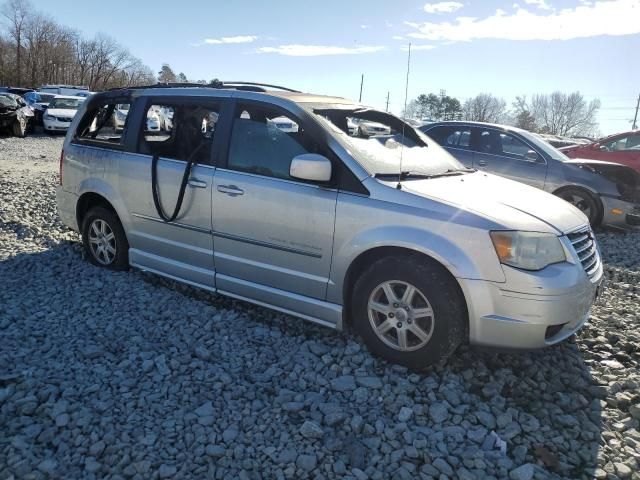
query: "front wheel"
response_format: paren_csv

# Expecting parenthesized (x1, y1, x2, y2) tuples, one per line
(352, 256, 466, 369)
(81, 207, 129, 270)
(555, 187, 601, 227)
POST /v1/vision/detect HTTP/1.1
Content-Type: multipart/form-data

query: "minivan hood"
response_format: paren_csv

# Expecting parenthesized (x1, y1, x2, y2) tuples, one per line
(401, 171, 587, 234)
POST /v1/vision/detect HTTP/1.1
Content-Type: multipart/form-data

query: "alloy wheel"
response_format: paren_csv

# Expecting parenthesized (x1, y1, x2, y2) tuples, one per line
(559, 192, 592, 220)
(88, 219, 117, 265)
(367, 280, 435, 352)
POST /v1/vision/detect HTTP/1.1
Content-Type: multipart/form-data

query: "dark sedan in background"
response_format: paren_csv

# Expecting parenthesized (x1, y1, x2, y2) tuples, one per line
(0, 92, 34, 137)
(420, 121, 640, 229)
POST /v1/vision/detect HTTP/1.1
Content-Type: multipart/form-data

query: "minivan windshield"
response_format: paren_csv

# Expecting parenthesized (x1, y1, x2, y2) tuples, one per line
(308, 105, 466, 177)
(48, 97, 83, 109)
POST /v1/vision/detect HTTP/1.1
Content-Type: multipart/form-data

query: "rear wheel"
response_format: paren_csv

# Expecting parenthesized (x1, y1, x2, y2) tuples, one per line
(12, 117, 26, 137)
(81, 207, 129, 270)
(555, 187, 601, 227)
(352, 256, 466, 369)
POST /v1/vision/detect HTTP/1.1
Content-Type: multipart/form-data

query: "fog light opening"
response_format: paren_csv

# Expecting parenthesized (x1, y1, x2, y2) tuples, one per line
(545, 323, 567, 340)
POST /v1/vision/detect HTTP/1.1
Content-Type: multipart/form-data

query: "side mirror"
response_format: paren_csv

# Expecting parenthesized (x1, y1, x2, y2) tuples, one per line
(524, 150, 540, 162)
(598, 144, 608, 151)
(290, 154, 332, 182)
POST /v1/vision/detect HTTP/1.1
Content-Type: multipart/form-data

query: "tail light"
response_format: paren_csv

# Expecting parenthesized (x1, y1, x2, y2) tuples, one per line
(59, 149, 64, 185)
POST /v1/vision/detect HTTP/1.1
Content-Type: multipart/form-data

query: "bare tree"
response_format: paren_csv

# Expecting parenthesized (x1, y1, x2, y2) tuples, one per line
(512, 95, 537, 131)
(529, 91, 600, 136)
(462, 93, 507, 123)
(0, 0, 156, 90)
(1, 0, 30, 84)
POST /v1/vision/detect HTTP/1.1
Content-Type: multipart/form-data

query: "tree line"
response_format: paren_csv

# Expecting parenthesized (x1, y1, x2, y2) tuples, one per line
(0, 0, 155, 90)
(157, 63, 216, 86)
(405, 90, 601, 137)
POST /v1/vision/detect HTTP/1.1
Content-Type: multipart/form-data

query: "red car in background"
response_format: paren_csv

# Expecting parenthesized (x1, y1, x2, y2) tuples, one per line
(561, 130, 640, 172)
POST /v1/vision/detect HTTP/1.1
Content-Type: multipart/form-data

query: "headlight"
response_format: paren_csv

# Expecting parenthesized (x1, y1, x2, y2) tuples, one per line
(43, 114, 54, 121)
(490, 231, 566, 271)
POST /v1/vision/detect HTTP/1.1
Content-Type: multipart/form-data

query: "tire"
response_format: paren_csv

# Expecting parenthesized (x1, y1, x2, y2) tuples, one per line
(12, 117, 26, 137)
(352, 255, 466, 369)
(81, 207, 129, 270)
(555, 187, 602, 227)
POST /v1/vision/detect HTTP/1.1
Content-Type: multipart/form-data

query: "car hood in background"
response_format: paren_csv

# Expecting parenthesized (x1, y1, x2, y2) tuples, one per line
(401, 171, 587, 234)
(565, 158, 640, 201)
(559, 144, 584, 152)
(45, 108, 77, 118)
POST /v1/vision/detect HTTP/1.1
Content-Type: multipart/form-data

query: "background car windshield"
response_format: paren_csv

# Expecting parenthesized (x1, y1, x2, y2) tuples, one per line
(310, 105, 464, 176)
(0, 94, 17, 107)
(49, 98, 82, 109)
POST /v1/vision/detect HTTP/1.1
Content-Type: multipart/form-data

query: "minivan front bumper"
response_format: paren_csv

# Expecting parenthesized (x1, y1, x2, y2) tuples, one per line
(459, 245, 603, 350)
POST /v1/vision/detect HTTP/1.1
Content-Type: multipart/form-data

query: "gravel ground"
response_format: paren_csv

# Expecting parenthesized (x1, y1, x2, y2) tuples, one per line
(1, 134, 639, 480)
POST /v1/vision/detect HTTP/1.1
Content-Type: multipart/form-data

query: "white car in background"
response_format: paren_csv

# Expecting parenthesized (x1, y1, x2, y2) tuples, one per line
(159, 106, 174, 131)
(358, 120, 391, 137)
(114, 104, 130, 132)
(269, 115, 299, 133)
(146, 109, 161, 132)
(72, 91, 96, 99)
(347, 118, 358, 136)
(42, 95, 84, 133)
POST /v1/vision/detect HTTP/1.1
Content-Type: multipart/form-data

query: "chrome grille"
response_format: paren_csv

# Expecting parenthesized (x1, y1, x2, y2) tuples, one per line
(567, 228, 600, 278)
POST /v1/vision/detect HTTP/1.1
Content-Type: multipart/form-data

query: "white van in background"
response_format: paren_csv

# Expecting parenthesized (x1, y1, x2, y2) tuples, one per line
(38, 85, 90, 97)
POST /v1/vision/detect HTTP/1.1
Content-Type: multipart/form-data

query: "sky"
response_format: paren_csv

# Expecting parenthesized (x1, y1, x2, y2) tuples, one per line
(29, 0, 640, 135)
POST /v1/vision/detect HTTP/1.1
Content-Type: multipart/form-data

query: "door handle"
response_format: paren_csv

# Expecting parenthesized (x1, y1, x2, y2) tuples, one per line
(217, 184, 244, 196)
(477, 160, 487, 167)
(188, 178, 207, 189)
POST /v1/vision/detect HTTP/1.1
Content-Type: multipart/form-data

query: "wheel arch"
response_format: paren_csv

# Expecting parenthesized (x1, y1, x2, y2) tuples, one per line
(552, 184, 604, 226)
(341, 246, 469, 335)
(76, 192, 119, 230)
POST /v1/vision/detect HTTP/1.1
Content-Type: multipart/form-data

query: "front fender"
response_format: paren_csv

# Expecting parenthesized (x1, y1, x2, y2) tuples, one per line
(327, 217, 506, 305)
(550, 162, 619, 198)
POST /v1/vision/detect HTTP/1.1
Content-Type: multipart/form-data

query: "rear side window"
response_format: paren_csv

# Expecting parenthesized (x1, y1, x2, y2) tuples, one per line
(138, 102, 219, 165)
(426, 126, 471, 149)
(477, 129, 532, 160)
(76, 102, 130, 144)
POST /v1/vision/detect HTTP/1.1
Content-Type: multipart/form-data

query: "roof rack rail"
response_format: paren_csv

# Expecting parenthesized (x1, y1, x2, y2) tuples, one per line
(221, 82, 300, 93)
(107, 81, 300, 93)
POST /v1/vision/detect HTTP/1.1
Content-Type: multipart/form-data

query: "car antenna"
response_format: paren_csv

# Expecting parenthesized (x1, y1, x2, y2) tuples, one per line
(397, 43, 411, 189)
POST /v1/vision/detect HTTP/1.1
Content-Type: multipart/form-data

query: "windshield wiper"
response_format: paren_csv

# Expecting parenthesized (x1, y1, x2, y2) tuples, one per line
(374, 168, 475, 181)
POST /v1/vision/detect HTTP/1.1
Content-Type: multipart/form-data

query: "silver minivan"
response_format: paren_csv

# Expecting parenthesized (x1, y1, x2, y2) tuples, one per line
(56, 82, 604, 368)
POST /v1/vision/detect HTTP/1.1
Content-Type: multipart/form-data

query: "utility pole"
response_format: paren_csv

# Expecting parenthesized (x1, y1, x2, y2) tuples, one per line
(633, 93, 640, 130)
(385, 91, 390, 112)
(439, 89, 447, 120)
(359, 74, 364, 102)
